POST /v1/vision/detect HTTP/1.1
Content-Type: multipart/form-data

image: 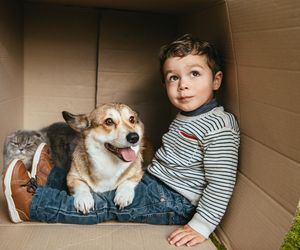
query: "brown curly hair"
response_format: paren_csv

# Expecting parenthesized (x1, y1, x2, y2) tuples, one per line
(159, 34, 222, 83)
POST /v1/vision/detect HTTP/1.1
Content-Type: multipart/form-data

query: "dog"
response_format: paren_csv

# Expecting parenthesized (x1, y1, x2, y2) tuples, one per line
(62, 103, 146, 214)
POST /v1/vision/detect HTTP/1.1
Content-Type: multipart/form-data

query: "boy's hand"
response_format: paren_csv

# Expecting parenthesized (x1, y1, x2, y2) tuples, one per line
(168, 224, 206, 247)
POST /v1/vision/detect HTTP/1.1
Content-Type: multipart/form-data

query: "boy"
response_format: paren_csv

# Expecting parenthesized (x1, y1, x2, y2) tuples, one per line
(3, 34, 240, 247)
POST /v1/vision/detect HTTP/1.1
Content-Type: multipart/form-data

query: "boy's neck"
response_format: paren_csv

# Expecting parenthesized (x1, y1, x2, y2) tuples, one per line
(180, 98, 218, 117)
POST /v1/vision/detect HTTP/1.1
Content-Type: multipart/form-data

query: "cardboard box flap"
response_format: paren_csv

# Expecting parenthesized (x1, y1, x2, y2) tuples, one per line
(218, 174, 294, 250)
(240, 135, 300, 214)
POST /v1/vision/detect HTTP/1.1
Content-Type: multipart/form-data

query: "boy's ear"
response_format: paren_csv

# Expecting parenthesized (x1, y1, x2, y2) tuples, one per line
(213, 71, 223, 90)
(62, 111, 90, 133)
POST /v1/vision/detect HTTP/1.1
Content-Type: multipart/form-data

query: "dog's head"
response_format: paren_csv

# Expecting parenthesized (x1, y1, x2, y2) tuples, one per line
(62, 103, 144, 162)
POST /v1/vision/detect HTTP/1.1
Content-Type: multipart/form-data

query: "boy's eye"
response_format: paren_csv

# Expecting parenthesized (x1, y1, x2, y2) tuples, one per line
(168, 75, 179, 82)
(191, 71, 200, 77)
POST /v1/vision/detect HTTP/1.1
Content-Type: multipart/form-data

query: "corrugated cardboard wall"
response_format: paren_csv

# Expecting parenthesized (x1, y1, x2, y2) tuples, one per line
(96, 10, 177, 147)
(0, 0, 24, 166)
(226, 0, 300, 249)
(24, 4, 98, 129)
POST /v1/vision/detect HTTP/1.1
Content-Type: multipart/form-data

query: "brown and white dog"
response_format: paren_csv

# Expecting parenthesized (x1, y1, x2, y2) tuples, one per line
(62, 103, 145, 214)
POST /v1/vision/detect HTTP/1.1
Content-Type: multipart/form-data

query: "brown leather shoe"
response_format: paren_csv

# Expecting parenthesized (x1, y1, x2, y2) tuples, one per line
(31, 143, 54, 186)
(3, 159, 36, 223)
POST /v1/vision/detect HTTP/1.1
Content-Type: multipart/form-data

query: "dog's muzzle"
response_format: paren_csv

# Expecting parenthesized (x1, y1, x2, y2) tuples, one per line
(104, 132, 140, 162)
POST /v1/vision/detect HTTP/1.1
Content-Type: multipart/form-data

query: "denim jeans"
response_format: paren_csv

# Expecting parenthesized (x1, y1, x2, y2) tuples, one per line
(30, 167, 196, 225)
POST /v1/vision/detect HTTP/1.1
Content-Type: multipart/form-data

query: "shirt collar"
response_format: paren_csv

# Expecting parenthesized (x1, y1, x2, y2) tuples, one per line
(180, 98, 218, 117)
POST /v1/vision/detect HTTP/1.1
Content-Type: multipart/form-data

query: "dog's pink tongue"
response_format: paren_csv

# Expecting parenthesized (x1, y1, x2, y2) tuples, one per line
(120, 147, 136, 162)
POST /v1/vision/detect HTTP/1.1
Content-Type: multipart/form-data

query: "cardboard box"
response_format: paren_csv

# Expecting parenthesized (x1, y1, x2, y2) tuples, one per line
(1, 0, 299, 249)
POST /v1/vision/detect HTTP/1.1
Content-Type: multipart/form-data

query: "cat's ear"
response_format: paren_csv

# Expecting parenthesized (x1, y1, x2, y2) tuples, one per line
(62, 111, 90, 133)
(6, 133, 15, 140)
(33, 131, 44, 140)
(5, 131, 19, 142)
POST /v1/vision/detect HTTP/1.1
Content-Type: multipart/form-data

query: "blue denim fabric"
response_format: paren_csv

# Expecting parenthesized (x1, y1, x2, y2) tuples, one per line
(30, 167, 196, 225)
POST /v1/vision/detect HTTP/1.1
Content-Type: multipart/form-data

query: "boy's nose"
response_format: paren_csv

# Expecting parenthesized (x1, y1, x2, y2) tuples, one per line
(178, 79, 189, 91)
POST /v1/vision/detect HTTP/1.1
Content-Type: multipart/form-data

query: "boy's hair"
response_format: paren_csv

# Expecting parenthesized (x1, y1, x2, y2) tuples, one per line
(159, 34, 222, 83)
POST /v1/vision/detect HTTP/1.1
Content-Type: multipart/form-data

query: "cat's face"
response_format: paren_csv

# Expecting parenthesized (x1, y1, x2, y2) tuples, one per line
(6, 130, 44, 159)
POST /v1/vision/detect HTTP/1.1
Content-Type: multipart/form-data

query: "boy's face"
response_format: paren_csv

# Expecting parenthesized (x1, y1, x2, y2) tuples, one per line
(163, 54, 222, 112)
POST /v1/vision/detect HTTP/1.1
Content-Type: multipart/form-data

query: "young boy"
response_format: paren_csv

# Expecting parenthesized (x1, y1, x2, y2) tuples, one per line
(3, 34, 240, 247)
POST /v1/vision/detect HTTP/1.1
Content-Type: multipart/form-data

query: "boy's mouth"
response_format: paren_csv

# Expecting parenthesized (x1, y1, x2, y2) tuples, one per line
(179, 96, 193, 102)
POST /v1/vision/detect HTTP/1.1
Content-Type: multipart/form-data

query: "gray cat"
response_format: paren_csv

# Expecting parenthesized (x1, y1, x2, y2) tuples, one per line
(2, 122, 80, 174)
(3, 130, 45, 173)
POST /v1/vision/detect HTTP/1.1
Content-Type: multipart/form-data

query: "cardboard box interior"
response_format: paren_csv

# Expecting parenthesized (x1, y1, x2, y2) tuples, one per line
(0, 0, 299, 249)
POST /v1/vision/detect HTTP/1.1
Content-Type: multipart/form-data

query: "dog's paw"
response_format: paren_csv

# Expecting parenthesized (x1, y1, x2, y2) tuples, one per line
(114, 183, 135, 209)
(73, 192, 94, 214)
(114, 189, 134, 209)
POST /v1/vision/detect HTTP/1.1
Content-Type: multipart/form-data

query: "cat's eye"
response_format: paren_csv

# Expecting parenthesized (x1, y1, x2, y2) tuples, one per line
(129, 116, 135, 124)
(104, 118, 114, 126)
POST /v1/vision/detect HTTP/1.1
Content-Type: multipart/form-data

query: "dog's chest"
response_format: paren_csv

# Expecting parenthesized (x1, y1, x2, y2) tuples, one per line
(87, 144, 130, 193)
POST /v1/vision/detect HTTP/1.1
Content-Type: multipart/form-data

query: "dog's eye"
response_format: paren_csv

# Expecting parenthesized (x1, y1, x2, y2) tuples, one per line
(104, 118, 114, 126)
(129, 116, 135, 124)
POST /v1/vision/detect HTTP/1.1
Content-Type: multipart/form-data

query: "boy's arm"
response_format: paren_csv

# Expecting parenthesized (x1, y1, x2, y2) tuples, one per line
(188, 128, 240, 238)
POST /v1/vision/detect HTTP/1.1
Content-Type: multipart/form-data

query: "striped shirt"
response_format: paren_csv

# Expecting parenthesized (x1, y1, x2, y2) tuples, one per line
(147, 106, 240, 238)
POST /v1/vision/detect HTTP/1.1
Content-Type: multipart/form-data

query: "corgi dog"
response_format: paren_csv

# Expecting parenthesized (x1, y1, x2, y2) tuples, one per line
(62, 103, 145, 214)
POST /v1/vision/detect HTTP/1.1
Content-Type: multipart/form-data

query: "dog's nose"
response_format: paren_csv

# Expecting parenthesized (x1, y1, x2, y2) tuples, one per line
(126, 132, 139, 144)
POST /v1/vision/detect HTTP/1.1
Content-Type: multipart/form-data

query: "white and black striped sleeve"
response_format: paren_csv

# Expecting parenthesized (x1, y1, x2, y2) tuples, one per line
(188, 128, 240, 238)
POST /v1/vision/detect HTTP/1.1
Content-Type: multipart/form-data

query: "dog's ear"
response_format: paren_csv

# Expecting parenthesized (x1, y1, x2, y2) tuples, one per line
(62, 111, 90, 133)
